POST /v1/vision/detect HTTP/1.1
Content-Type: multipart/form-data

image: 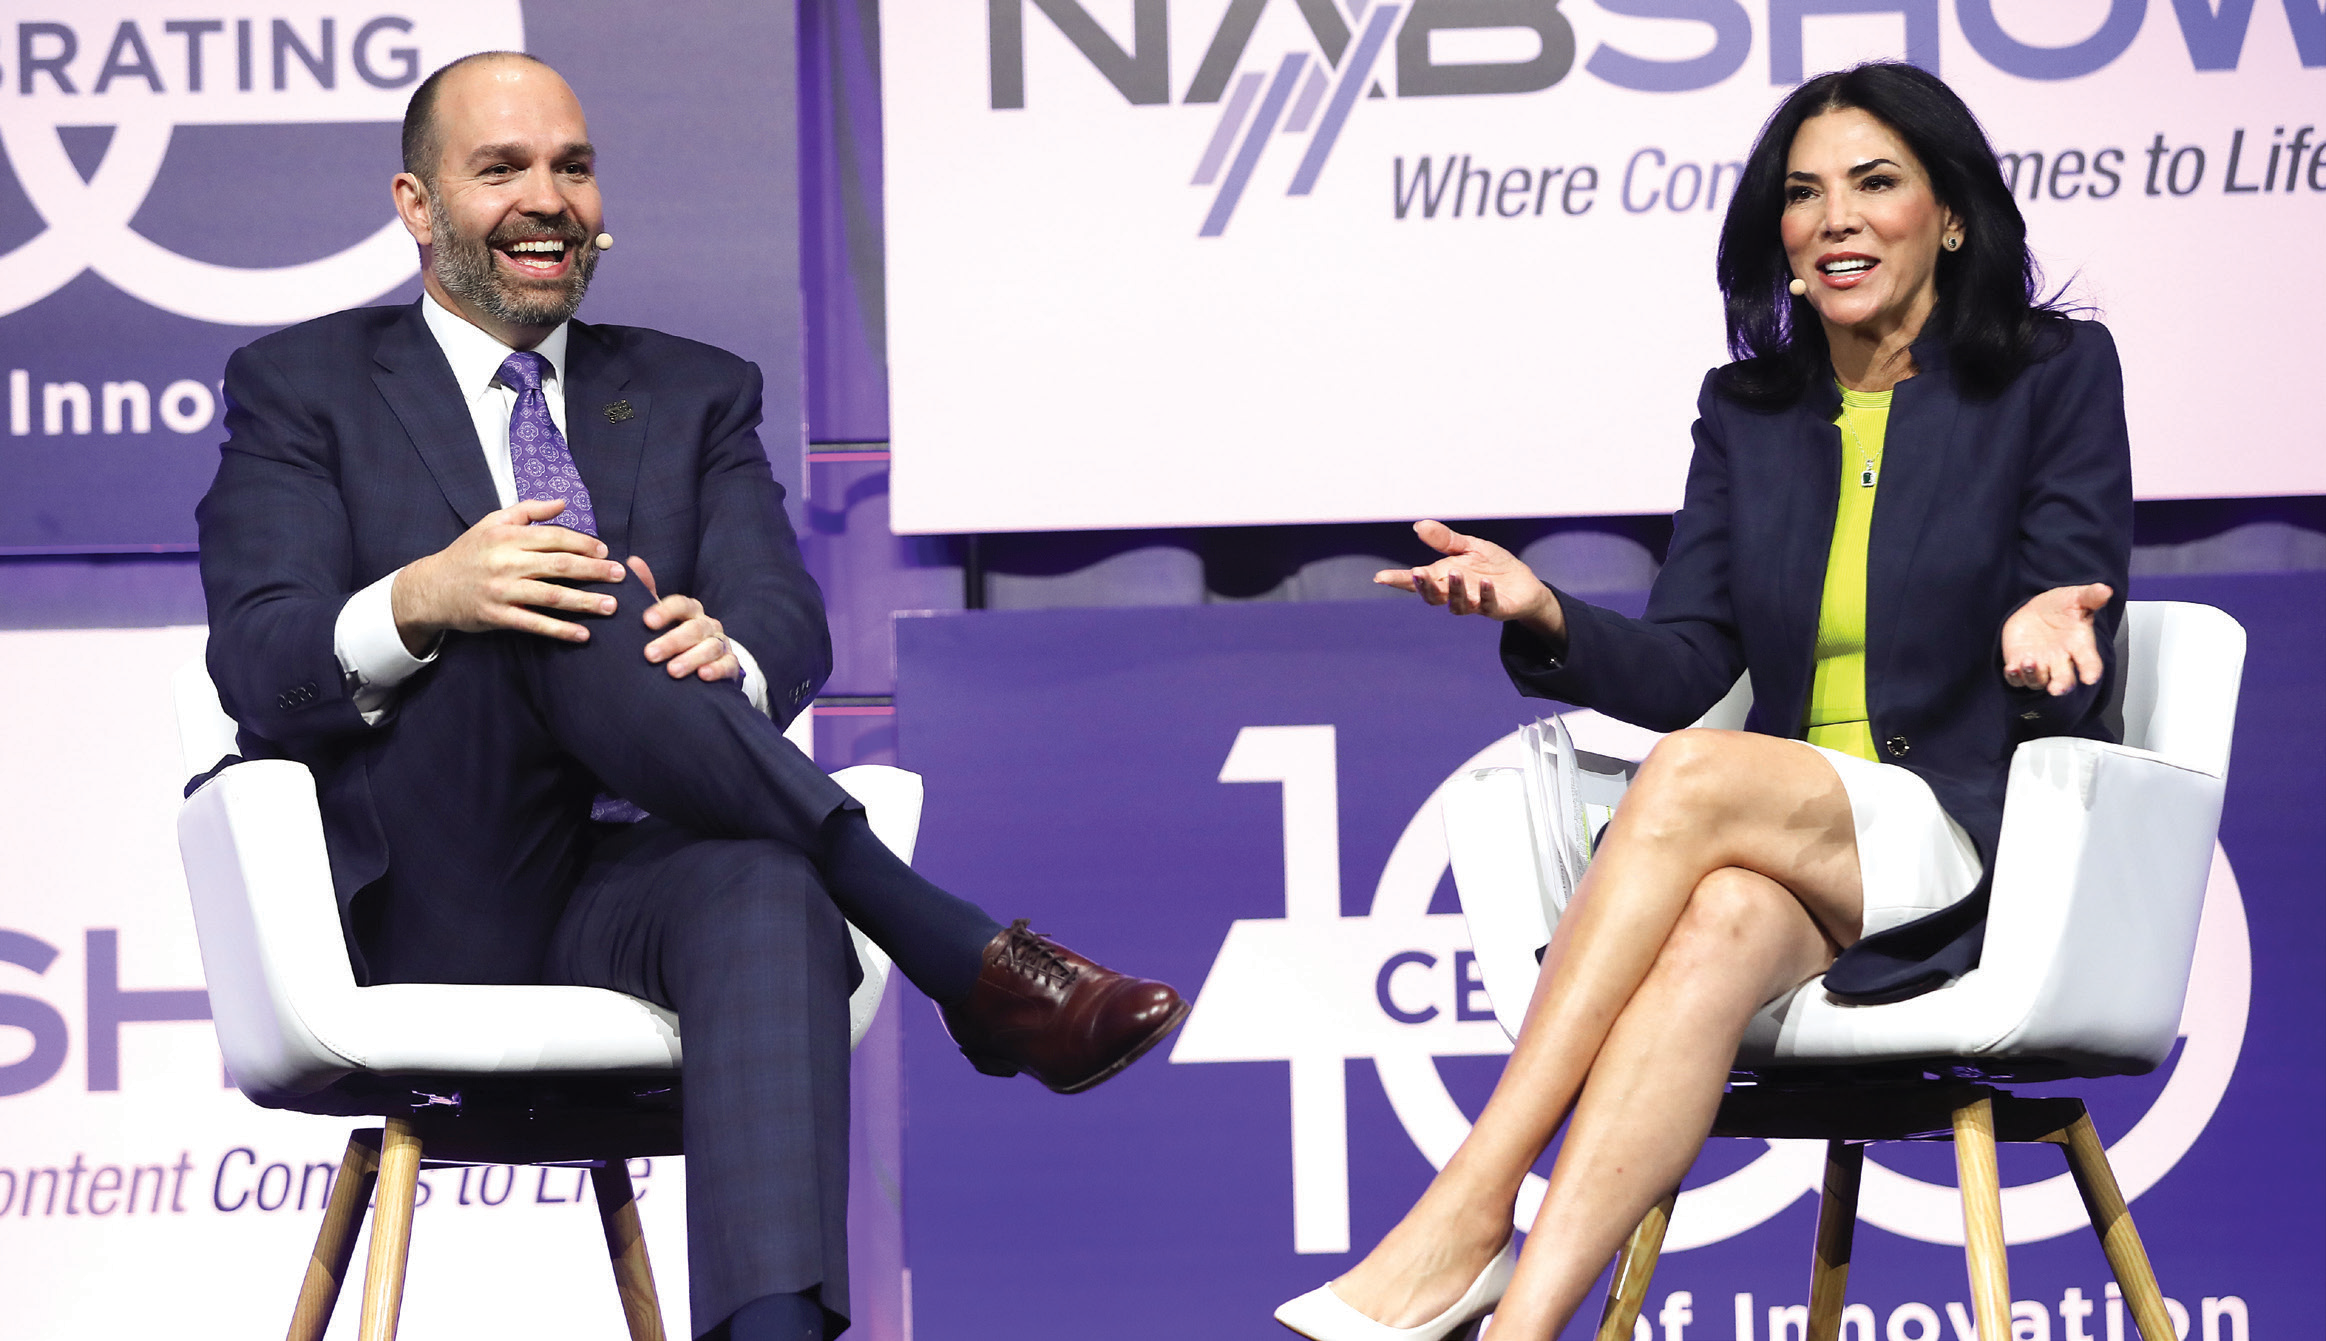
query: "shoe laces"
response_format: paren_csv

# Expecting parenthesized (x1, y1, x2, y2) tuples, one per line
(997, 919, 1079, 989)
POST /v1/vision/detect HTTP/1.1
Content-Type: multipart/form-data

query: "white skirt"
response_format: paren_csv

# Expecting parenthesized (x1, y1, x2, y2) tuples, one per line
(1798, 742, 1985, 938)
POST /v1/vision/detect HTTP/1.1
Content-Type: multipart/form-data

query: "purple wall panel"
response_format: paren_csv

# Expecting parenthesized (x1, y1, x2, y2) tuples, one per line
(0, 556, 205, 629)
(527, 0, 808, 512)
(799, 0, 890, 446)
(0, 1, 806, 553)
(800, 455, 959, 696)
(891, 578, 2324, 1340)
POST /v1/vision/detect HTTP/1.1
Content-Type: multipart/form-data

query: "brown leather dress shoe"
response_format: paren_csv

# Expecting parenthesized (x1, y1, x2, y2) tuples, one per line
(940, 920, 1189, 1094)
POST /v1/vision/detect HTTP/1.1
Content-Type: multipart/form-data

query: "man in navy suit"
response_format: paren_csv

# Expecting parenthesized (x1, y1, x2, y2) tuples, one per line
(197, 52, 1184, 1341)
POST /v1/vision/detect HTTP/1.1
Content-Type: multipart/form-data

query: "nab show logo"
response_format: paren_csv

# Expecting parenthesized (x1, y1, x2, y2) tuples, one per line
(0, 3, 522, 325)
(986, 0, 2326, 237)
(993, 0, 1549, 237)
(1173, 716, 2252, 1255)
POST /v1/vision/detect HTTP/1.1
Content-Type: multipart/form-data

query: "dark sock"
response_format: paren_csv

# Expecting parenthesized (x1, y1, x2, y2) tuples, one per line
(708, 1289, 827, 1341)
(817, 807, 1002, 1006)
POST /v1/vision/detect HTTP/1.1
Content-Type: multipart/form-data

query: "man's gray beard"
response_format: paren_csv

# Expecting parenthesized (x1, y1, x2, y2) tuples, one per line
(430, 207, 597, 329)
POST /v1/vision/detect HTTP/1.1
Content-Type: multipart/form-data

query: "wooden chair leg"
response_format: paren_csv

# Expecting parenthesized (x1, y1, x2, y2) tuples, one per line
(357, 1116, 423, 1341)
(287, 1131, 382, 1341)
(1951, 1095, 2011, 1341)
(592, 1161, 669, 1341)
(1807, 1142, 1864, 1341)
(2055, 1111, 2176, 1341)
(1594, 1189, 1678, 1341)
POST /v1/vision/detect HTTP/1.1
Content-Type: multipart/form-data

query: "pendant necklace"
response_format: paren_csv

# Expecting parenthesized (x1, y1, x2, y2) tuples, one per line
(1840, 416, 1881, 488)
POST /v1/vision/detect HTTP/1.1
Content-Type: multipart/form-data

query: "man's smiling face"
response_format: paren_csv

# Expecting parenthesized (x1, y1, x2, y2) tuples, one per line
(408, 57, 604, 343)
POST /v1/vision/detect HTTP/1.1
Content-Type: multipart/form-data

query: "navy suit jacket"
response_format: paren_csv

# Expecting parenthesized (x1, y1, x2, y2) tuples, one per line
(196, 300, 832, 927)
(1503, 318, 2133, 1003)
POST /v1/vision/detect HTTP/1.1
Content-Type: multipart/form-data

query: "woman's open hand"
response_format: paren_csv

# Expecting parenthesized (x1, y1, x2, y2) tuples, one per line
(2000, 582, 2113, 695)
(1374, 521, 1562, 635)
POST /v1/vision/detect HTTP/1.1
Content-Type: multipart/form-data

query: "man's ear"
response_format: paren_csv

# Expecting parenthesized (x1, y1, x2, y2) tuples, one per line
(391, 172, 434, 247)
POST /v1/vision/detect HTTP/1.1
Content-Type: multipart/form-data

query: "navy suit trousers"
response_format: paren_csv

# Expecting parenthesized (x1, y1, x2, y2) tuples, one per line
(550, 821, 855, 1337)
(350, 575, 859, 1332)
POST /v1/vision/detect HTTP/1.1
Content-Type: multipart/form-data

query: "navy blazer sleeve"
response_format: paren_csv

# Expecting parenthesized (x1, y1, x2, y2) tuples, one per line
(2001, 323, 2134, 733)
(684, 360, 831, 726)
(197, 339, 372, 748)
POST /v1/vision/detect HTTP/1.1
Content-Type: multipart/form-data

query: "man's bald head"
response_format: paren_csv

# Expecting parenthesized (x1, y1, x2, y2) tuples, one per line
(401, 51, 556, 188)
(390, 51, 603, 346)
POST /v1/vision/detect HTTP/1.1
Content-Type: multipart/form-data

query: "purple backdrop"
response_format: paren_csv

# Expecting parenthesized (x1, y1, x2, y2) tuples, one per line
(0, 0, 806, 552)
(892, 574, 2323, 1341)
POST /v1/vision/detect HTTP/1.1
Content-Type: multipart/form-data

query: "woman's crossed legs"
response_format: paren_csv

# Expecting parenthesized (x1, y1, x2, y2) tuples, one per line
(1327, 729, 1864, 1339)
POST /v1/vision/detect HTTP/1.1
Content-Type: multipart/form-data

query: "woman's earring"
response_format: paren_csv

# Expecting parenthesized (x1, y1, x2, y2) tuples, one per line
(1788, 277, 1808, 296)
(1944, 235, 1962, 251)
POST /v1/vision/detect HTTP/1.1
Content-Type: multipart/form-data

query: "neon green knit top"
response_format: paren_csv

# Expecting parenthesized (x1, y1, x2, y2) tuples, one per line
(1805, 385, 1892, 763)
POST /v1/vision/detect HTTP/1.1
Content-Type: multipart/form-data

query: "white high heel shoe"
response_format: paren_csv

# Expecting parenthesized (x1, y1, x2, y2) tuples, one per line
(1273, 1239, 1517, 1341)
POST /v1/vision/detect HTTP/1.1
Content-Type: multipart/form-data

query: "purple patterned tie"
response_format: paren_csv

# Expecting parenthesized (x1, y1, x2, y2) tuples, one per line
(500, 352, 642, 822)
(499, 351, 598, 537)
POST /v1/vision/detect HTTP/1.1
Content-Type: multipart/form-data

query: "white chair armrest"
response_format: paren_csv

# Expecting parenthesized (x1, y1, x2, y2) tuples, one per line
(832, 764, 923, 1044)
(177, 760, 366, 1099)
(338, 983, 682, 1077)
(181, 754, 926, 1103)
(172, 656, 239, 778)
(1444, 767, 1549, 1041)
(1743, 735, 2225, 1070)
(1978, 735, 2224, 1069)
(1449, 604, 2241, 1077)
(833, 764, 923, 866)
(2119, 602, 2244, 777)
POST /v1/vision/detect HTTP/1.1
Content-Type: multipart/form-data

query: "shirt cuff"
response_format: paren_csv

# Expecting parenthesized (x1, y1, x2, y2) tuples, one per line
(334, 568, 437, 724)
(728, 636, 773, 717)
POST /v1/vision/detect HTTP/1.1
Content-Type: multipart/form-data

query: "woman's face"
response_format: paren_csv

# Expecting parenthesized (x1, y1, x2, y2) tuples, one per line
(1780, 108, 1961, 345)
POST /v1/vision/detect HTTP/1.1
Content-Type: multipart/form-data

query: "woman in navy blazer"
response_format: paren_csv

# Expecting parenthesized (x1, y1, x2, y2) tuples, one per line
(1275, 64, 2131, 1341)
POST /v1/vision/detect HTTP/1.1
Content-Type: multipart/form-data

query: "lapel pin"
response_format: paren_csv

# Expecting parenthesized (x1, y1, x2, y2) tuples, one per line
(603, 400, 634, 424)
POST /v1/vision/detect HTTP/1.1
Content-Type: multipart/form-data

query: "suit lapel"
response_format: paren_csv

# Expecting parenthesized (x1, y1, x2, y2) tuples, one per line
(1767, 390, 1843, 732)
(562, 322, 646, 555)
(1867, 348, 1958, 695)
(372, 303, 500, 529)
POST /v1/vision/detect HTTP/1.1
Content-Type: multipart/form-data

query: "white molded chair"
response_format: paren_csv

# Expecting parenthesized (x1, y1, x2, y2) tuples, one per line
(172, 660, 912, 1341)
(1442, 602, 2243, 1341)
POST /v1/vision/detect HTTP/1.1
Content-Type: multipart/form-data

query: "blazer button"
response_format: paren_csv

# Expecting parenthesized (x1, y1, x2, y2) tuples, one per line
(1883, 735, 1911, 759)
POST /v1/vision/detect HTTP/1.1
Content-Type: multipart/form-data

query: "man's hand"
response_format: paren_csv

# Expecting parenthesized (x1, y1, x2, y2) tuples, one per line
(1374, 520, 1565, 638)
(2001, 582, 2114, 696)
(629, 556, 740, 682)
(391, 499, 628, 654)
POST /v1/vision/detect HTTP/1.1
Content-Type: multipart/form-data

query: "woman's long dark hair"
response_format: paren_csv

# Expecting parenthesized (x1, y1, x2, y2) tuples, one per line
(1714, 62, 2070, 406)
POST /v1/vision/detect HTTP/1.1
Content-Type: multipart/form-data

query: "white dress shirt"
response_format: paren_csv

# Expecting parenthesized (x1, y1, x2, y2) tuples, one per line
(332, 292, 773, 721)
